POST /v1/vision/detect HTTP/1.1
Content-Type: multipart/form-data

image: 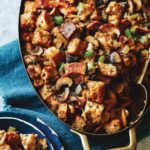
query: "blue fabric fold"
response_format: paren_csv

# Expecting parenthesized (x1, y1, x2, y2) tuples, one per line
(0, 40, 150, 150)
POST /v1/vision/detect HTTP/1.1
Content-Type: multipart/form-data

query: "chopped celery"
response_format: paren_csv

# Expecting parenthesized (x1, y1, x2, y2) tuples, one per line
(59, 62, 64, 72)
(53, 16, 63, 25)
(140, 36, 148, 44)
(130, 26, 137, 35)
(98, 55, 105, 63)
(125, 29, 132, 38)
(8, 126, 16, 131)
(84, 50, 94, 58)
(77, 2, 84, 13)
(101, 10, 108, 21)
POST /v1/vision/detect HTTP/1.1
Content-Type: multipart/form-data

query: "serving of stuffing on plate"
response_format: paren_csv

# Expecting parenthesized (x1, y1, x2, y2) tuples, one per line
(20, 0, 150, 134)
(0, 127, 48, 150)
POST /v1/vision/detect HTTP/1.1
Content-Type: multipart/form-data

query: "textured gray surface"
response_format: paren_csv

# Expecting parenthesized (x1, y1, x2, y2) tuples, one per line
(0, 0, 21, 46)
(0, 0, 150, 149)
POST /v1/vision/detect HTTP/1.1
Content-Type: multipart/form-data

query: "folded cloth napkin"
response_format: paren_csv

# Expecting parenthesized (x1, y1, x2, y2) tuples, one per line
(0, 40, 150, 150)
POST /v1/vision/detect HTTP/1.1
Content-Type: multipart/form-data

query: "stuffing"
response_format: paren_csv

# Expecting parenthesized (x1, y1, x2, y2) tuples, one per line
(65, 62, 86, 76)
(82, 101, 104, 125)
(41, 65, 59, 83)
(24, 1, 36, 13)
(57, 103, 68, 122)
(98, 62, 118, 77)
(67, 38, 87, 55)
(52, 27, 69, 49)
(36, 10, 54, 31)
(72, 115, 86, 131)
(60, 21, 77, 39)
(77, 3, 94, 21)
(43, 47, 65, 67)
(1, 131, 20, 149)
(20, 134, 37, 150)
(39, 85, 53, 100)
(0, 144, 12, 150)
(105, 1, 124, 25)
(46, 96, 60, 112)
(21, 31, 33, 42)
(32, 28, 51, 47)
(20, 0, 149, 134)
(95, 32, 120, 53)
(83, 80, 105, 104)
(104, 119, 121, 133)
(20, 13, 36, 31)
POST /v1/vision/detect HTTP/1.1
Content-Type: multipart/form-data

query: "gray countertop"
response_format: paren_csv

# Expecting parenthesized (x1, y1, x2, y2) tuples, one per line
(0, 0, 21, 46)
(0, 0, 149, 149)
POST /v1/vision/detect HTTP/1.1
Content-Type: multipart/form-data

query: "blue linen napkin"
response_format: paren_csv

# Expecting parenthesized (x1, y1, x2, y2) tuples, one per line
(0, 40, 150, 150)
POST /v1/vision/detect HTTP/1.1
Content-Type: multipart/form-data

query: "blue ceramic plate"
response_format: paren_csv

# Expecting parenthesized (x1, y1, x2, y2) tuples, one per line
(0, 112, 63, 150)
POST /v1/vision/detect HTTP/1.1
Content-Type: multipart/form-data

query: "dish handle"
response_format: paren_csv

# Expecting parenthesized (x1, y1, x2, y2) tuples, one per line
(71, 127, 137, 150)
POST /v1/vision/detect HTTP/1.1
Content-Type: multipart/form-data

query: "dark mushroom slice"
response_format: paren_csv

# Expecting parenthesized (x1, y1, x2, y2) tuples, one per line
(55, 77, 73, 91)
(31, 46, 44, 56)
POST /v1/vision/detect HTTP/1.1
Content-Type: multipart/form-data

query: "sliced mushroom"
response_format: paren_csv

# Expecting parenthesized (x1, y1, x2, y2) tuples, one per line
(24, 55, 36, 65)
(58, 87, 70, 102)
(55, 77, 73, 91)
(132, 0, 142, 11)
(31, 46, 44, 56)
(85, 36, 99, 50)
(121, 109, 129, 127)
(136, 26, 150, 34)
(127, 0, 134, 14)
(52, 27, 68, 49)
(99, 24, 120, 37)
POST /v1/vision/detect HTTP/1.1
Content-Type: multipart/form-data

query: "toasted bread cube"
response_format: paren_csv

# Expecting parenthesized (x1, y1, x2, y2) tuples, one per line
(39, 85, 53, 100)
(37, 139, 48, 150)
(36, 10, 54, 31)
(57, 103, 68, 122)
(95, 32, 120, 53)
(32, 28, 51, 47)
(104, 119, 121, 133)
(67, 38, 87, 56)
(72, 115, 86, 131)
(65, 62, 86, 76)
(46, 96, 60, 112)
(35, 0, 59, 9)
(21, 31, 33, 42)
(0, 144, 11, 150)
(24, 1, 36, 13)
(83, 80, 105, 103)
(0, 130, 5, 140)
(20, 134, 37, 150)
(44, 47, 65, 67)
(41, 65, 59, 83)
(2, 131, 20, 149)
(98, 62, 117, 77)
(20, 13, 36, 31)
(105, 2, 124, 25)
(82, 101, 104, 125)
